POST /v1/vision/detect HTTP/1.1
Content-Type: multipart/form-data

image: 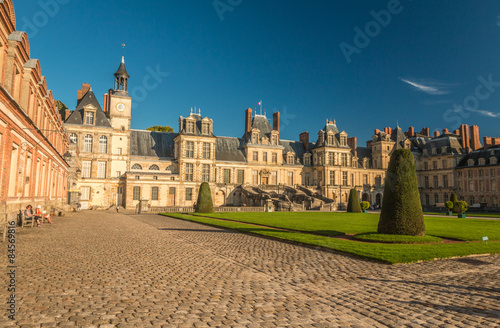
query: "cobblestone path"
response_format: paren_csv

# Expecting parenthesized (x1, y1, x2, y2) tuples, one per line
(1, 211, 499, 327)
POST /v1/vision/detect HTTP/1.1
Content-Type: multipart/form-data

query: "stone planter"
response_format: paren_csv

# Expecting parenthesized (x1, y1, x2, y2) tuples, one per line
(363, 210, 368, 213)
(458, 213, 466, 218)
(446, 211, 453, 216)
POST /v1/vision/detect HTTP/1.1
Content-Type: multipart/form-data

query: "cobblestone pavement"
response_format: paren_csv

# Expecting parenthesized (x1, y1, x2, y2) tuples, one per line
(1, 211, 499, 328)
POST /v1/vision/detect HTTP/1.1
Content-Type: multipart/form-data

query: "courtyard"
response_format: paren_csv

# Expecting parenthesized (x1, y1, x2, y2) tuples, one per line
(1, 210, 499, 327)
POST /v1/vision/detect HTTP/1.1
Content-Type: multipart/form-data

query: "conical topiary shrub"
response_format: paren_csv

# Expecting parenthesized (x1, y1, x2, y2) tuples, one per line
(195, 182, 214, 213)
(377, 149, 425, 236)
(346, 188, 362, 213)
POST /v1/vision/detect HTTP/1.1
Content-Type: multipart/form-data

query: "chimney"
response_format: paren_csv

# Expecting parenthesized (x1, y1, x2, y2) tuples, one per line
(244, 108, 252, 140)
(374, 129, 380, 135)
(103, 93, 109, 117)
(273, 111, 280, 132)
(407, 126, 415, 138)
(442, 128, 449, 135)
(64, 109, 72, 121)
(77, 83, 91, 104)
(453, 129, 459, 135)
(300, 132, 309, 151)
(366, 140, 373, 148)
(420, 127, 430, 137)
(434, 131, 440, 138)
(493, 137, 500, 146)
(484, 137, 493, 149)
(459, 124, 470, 152)
(470, 125, 481, 151)
(347, 137, 357, 150)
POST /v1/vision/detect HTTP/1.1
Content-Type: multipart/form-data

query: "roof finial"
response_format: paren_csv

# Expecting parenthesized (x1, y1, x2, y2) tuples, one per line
(190, 107, 193, 114)
(198, 108, 201, 114)
(334, 119, 336, 125)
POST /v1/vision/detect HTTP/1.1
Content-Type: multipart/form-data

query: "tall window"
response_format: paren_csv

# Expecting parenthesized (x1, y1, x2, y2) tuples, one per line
(151, 187, 159, 201)
(99, 136, 107, 153)
(363, 174, 368, 185)
(425, 194, 429, 206)
(433, 161, 438, 170)
(271, 171, 277, 184)
(442, 160, 447, 169)
(186, 141, 194, 158)
(492, 179, 497, 191)
(342, 172, 348, 186)
(329, 171, 335, 185)
(443, 175, 448, 188)
(202, 164, 210, 182)
(202, 123, 210, 135)
(328, 153, 335, 166)
(304, 173, 310, 186)
(223, 169, 231, 183)
(84, 134, 93, 152)
(433, 176, 438, 188)
(237, 170, 244, 184)
(82, 161, 91, 178)
(340, 136, 347, 146)
(186, 121, 195, 133)
(185, 188, 193, 201)
(263, 152, 268, 162)
(375, 175, 382, 188)
(327, 135, 334, 145)
(253, 151, 258, 161)
(271, 135, 278, 145)
(85, 111, 94, 125)
(304, 156, 311, 166)
(424, 162, 428, 170)
(185, 163, 193, 181)
(272, 153, 277, 164)
(70, 133, 77, 144)
(434, 194, 439, 204)
(287, 154, 294, 164)
(341, 153, 348, 166)
(203, 143, 211, 159)
(424, 176, 429, 188)
(288, 172, 293, 185)
(252, 133, 259, 144)
(80, 186, 91, 200)
(97, 161, 106, 179)
(133, 186, 141, 200)
(252, 170, 258, 184)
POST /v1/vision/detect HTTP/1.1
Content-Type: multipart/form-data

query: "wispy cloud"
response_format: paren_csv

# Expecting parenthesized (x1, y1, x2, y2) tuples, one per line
(452, 105, 500, 118)
(400, 78, 454, 95)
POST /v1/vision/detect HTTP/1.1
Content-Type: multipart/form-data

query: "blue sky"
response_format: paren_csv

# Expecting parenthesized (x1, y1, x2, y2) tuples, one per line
(15, 0, 500, 144)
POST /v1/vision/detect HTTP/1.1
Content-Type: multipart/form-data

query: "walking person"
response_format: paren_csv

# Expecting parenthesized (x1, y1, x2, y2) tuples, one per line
(116, 205, 119, 213)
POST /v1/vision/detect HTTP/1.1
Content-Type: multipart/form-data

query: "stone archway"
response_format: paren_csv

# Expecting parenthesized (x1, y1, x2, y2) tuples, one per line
(362, 193, 369, 202)
(375, 193, 382, 206)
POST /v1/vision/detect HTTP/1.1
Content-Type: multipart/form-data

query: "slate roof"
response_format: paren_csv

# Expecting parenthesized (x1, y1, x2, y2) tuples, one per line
(313, 122, 348, 149)
(179, 112, 215, 137)
(280, 140, 310, 163)
(456, 146, 500, 167)
(250, 115, 273, 140)
(215, 137, 246, 162)
(65, 90, 112, 128)
(410, 135, 463, 155)
(130, 130, 177, 158)
(115, 57, 130, 77)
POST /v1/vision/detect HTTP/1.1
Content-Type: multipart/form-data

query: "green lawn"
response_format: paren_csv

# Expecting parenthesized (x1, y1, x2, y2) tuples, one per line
(424, 212, 500, 218)
(160, 213, 499, 264)
(192, 212, 500, 241)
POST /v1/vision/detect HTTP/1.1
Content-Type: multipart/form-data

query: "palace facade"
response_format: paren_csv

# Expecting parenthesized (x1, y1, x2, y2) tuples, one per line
(0, 0, 69, 224)
(64, 58, 500, 211)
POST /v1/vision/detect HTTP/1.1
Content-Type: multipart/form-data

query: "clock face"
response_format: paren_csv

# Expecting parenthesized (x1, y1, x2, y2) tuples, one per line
(116, 103, 126, 112)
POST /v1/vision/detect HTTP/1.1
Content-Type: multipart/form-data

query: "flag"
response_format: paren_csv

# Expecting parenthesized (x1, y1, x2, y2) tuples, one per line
(258, 101, 261, 106)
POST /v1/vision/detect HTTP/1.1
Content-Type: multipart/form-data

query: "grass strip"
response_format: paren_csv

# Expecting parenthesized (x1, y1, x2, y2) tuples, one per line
(160, 213, 500, 264)
(353, 233, 443, 244)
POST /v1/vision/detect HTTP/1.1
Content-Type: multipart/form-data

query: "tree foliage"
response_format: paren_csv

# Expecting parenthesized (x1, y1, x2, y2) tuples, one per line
(346, 189, 362, 213)
(146, 125, 174, 132)
(195, 182, 214, 213)
(55, 100, 69, 119)
(361, 201, 370, 211)
(377, 149, 425, 236)
(456, 201, 468, 214)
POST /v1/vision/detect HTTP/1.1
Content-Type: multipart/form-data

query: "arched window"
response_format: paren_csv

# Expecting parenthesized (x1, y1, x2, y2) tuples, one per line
(99, 136, 107, 154)
(149, 165, 159, 171)
(84, 134, 93, 152)
(69, 133, 77, 144)
(131, 164, 143, 170)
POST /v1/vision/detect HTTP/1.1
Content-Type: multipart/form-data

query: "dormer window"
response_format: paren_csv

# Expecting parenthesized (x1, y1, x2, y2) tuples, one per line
(202, 123, 210, 135)
(287, 153, 294, 164)
(468, 159, 475, 166)
(85, 111, 95, 125)
(340, 135, 347, 146)
(304, 154, 311, 166)
(271, 135, 278, 145)
(252, 132, 259, 144)
(491, 157, 498, 164)
(327, 135, 334, 145)
(186, 121, 195, 134)
(478, 158, 486, 165)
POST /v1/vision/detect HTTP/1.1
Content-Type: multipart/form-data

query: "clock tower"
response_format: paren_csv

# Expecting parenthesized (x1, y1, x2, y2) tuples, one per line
(109, 56, 132, 131)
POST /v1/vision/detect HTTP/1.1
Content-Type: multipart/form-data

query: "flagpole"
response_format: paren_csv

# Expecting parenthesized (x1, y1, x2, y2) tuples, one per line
(260, 100, 262, 115)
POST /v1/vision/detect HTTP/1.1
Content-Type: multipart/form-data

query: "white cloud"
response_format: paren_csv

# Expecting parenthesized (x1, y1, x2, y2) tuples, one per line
(400, 78, 453, 95)
(452, 105, 500, 118)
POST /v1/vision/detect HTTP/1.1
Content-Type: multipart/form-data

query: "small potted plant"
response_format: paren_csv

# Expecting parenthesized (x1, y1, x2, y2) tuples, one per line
(456, 201, 468, 218)
(360, 201, 370, 213)
(445, 201, 453, 216)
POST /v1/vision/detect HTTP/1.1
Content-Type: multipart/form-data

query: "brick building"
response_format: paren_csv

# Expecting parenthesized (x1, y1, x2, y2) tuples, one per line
(0, 0, 69, 223)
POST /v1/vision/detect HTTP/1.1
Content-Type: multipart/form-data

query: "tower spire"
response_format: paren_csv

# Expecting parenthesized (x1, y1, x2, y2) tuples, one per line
(114, 55, 130, 95)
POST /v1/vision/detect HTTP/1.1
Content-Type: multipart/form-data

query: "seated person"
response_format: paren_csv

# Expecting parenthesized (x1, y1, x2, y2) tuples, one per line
(35, 205, 53, 224)
(24, 205, 41, 227)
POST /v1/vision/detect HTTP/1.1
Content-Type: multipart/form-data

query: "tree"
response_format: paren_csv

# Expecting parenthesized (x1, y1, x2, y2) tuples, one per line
(146, 125, 174, 132)
(346, 189, 362, 213)
(377, 149, 425, 236)
(456, 201, 468, 214)
(195, 182, 214, 213)
(55, 100, 68, 120)
(445, 201, 453, 212)
(450, 193, 459, 213)
(361, 201, 370, 211)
